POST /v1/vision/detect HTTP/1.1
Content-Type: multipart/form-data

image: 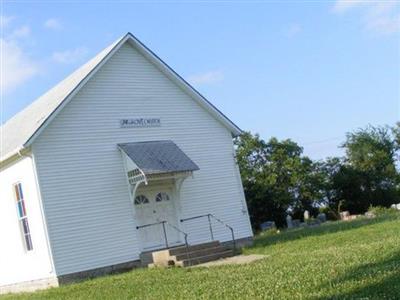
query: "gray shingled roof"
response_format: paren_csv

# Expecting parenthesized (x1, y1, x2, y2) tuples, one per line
(0, 36, 123, 162)
(118, 141, 199, 175)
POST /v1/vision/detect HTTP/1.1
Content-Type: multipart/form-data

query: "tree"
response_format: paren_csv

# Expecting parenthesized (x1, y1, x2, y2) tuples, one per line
(235, 124, 400, 229)
(235, 133, 324, 229)
(318, 157, 343, 205)
(391, 122, 400, 157)
(343, 125, 397, 180)
(331, 125, 400, 213)
(291, 157, 326, 219)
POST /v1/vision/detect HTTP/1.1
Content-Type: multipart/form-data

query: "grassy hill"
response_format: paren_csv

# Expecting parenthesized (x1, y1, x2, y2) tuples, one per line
(3, 213, 400, 299)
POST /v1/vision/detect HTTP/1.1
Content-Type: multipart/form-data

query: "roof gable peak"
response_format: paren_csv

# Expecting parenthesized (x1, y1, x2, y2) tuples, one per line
(0, 32, 241, 163)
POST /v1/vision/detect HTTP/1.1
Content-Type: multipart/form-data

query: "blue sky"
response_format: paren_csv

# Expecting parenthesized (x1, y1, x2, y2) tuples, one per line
(1, 0, 399, 159)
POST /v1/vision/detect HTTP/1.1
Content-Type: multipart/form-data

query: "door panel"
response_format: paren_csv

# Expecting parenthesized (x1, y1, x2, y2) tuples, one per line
(154, 191, 180, 245)
(134, 193, 164, 249)
(134, 187, 181, 250)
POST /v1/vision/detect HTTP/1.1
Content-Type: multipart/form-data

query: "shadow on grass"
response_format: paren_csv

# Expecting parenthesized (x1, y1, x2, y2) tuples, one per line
(252, 216, 397, 248)
(318, 251, 400, 299)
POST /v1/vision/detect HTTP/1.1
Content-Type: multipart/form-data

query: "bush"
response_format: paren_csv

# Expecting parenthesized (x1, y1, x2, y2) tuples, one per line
(319, 206, 340, 221)
(368, 206, 399, 218)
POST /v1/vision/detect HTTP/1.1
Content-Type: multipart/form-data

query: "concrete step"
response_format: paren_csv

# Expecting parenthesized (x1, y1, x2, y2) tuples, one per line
(146, 240, 236, 268)
(173, 245, 230, 261)
(168, 241, 220, 256)
(176, 250, 234, 267)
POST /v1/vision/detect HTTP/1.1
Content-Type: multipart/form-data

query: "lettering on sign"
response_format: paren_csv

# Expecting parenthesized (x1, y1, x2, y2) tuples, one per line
(120, 118, 161, 128)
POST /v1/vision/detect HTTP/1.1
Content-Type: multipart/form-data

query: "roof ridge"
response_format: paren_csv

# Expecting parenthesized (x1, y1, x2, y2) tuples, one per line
(1, 34, 127, 161)
(1, 32, 241, 163)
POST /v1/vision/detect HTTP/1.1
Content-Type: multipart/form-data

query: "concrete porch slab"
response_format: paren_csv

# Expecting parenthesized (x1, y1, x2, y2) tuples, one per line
(191, 254, 267, 268)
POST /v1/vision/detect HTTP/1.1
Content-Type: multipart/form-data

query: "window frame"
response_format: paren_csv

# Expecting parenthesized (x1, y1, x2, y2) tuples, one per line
(155, 192, 170, 203)
(134, 194, 150, 205)
(13, 182, 33, 252)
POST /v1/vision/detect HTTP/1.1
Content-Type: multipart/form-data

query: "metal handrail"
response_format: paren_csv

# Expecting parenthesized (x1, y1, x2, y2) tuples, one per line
(180, 213, 236, 254)
(136, 220, 191, 263)
(164, 222, 191, 264)
(136, 220, 170, 248)
(136, 220, 165, 229)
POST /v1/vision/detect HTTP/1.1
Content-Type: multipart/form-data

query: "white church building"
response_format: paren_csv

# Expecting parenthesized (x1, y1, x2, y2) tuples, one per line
(0, 33, 253, 293)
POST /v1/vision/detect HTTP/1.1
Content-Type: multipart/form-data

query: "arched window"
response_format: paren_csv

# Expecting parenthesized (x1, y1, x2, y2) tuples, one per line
(155, 192, 170, 202)
(134, 195, 149, 205)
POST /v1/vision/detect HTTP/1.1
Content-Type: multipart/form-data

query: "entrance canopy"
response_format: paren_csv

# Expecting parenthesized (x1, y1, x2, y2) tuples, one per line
(118, 141, 199, 195)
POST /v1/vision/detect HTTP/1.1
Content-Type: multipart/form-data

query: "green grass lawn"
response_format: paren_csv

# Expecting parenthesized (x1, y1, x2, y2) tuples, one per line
(3, 214, 400, 300)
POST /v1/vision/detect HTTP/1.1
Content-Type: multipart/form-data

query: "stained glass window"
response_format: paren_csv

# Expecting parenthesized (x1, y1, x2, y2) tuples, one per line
(134, 195, 149, 205)
(13, 183, 33, 251)
(155, 192, 170, 202)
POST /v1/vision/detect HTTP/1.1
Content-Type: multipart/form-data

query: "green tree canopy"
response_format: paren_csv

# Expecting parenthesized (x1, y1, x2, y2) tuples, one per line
(235, 133, 324, 228)
(235, 124, 400, 230)
(330, 125, 400, 212)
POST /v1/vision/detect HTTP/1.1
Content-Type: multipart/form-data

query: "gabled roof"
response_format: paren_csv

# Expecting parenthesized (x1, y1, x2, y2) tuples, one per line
(118, 141, 199, 175)
(0, 33, 242, 163)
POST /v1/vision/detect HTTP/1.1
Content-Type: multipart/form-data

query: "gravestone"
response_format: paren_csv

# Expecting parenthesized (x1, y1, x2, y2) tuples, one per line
(286, 215, 293, 229)
(260, 221, 276, 231)
(340, 211, 350, 220)
(365, 211, 375, 218)
(304, 210, 310, 220)
(390, 203, 400, 210)
(317, 213, 327, 223)
(292, 219, 301, 228)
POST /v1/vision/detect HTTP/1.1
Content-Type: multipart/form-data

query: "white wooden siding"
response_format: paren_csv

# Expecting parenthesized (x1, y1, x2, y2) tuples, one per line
(0, 157, 54, 286)
(33, 43, 253, 276)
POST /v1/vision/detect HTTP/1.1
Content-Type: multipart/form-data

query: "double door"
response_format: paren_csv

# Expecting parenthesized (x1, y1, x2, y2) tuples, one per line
(134, 187, 181, 250)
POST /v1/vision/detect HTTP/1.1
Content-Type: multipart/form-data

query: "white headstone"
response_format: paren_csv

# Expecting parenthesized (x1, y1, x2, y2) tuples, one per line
(304, 210, 310, 220)
(286, 215, 293, 228)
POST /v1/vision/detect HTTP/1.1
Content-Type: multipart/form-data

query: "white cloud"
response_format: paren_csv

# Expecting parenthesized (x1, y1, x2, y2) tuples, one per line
(0, 17, 40, 95)
(52, 47, 88, 64)
(187, 70, 224, 85)
(1, 39, 39, 94)
(333, 0, 400, 35)
(44, 18, 62, 30)
(10, 25, 31, 39)
(364, 2, 400, 34)
(285, 23, 302, 37)
(366, 12, 400, 34)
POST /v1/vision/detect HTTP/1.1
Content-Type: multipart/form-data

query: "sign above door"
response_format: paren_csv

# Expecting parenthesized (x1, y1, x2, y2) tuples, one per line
(120, 118, 161, 128)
